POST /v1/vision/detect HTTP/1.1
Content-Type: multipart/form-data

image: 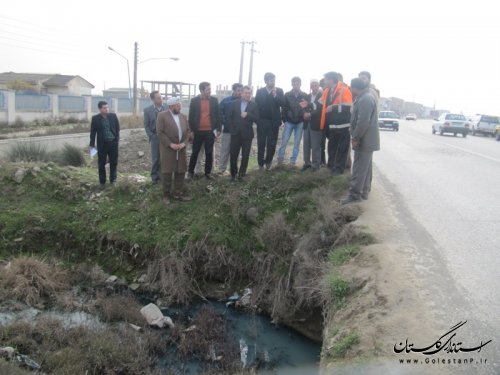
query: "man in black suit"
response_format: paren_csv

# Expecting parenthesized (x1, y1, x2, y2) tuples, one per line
(227, 86, 260, 181)
(89, 101, 120, 189)
(254, 72, 285, 170)
(187, 81, 221, 180)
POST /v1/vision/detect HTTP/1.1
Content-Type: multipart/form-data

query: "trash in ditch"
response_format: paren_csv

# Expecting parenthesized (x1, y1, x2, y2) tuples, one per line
(1, 346, 41, 371)
(140, 303, 175, 329)
(239, 338, 249, 368)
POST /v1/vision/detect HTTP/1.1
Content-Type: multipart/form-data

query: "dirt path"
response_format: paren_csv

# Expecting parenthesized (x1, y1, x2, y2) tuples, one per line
(321, 174, 457, 375)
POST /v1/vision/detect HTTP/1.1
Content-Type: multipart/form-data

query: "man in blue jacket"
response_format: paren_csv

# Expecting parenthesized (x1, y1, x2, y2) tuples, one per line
(89, 101, 120, 189)
(218, 83, 243, 175)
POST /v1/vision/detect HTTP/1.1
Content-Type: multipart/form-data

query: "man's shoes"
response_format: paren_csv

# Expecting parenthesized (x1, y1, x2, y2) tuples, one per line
(205, 174, 214, 180)
(230, 176, 237, 182)
(301, 164, 311, 172)
(237, 174, 245, 181)
(110, 181, 117, 187)
(186, 172, 194, 180)
(265, 163, 272, 170)
(341, 195, 362, 205)
(162, 197, 171, 206)
(99, 183, 105, 191)
(361, 193, 369, 200)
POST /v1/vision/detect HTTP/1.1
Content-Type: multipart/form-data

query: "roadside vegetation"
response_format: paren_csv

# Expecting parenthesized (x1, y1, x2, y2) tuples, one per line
(0, 161, 373, 373)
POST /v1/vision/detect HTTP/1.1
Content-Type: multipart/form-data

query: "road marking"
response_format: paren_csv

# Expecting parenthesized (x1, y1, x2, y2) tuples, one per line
(441, 142, 500, 164)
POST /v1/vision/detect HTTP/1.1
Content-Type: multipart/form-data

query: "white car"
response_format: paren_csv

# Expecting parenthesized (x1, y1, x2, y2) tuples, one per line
(432, 114, 470, 137)
(471, 115, 499, 137)
(405, 114, 417, 121)
(378, 111, 400, 131)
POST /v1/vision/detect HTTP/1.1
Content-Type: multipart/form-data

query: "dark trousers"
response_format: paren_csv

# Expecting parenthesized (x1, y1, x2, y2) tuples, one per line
(97, 140, 118, 184)
(188, 130, 215, 175)
(321, 130, 327, 165)
(327, 128, 350, 174)
(162, 172, 185, 198)
(150, 135, 161, 182)
(256, 119, 279, 167)
(230, 134, 252, 177)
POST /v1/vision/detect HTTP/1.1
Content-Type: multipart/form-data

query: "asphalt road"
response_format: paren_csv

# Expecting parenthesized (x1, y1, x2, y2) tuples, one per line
(373, 119, 500, 373)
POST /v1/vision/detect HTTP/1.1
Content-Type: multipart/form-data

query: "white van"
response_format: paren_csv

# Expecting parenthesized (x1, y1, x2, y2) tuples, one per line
(471, 115, 499, 137)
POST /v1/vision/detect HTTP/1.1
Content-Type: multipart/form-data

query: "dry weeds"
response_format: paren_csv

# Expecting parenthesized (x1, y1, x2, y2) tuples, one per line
(0, 257, 66, 307)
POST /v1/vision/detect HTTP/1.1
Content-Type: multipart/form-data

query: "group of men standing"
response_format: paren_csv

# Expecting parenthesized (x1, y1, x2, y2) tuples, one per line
(90, 70, 380, 205)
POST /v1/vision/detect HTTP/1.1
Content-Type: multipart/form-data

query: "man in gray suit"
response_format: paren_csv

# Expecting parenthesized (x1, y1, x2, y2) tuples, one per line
(341, 78, 380, 205)
(144, 91, 167, 184)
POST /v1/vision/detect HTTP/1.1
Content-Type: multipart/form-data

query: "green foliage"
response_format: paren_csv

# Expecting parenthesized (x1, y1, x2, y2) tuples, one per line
(57, 143, 85, 167)
(329, 244, 361, 266)
(328, 331, 360, 358)
(6, 142, 49, 162)
(328, 275, 350, 307)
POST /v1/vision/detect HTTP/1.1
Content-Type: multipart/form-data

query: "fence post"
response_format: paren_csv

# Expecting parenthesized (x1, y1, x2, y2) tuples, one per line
(112, 98, 119, 116)
(7, 91, 16, 125)
(85, 96, 92, 120)
(51, 94, 58, 118)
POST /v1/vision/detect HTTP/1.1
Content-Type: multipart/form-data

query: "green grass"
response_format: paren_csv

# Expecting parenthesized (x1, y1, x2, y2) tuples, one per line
(328, 331, 360, 358)
(0, 163, 349, 270)
(328, 275, 350, 308)
(329, 244, 361, 266)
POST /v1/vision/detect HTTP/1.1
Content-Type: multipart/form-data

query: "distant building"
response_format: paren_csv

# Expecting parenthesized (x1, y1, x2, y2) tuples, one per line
(0, 72, 94, 95)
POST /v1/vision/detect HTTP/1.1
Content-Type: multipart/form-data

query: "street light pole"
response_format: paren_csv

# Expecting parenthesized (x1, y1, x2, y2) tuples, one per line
(248, 41, 257, 89)
(108, 46, 132, 99)
(133, 42, 138, 116)
(239, 41, 247, 84)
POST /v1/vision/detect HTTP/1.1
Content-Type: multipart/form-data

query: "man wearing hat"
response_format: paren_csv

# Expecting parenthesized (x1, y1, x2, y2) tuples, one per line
(156, 97, 192, 205)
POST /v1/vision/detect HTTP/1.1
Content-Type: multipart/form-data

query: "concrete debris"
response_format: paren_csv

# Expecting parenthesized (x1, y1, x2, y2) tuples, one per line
(184, 325, 197, 333)
(246, 207, 259, 224)
(125, 174, 147, 184)
(137, 151, 145, 158)
(129, 323, 142, 332)
(0, 346, 15, 358)
(13, 168, 27, 183)
(128, 283, 140, 291)
(105, 275, 118, 283)
(140, 303, 175, 329)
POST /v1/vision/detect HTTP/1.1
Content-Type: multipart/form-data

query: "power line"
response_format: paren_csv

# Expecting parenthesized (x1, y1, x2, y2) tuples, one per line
(0, 34, 81, 56)
(0, 29, 80, 53)
(0, 41, 83, 59)
(0, 15, 65, 35)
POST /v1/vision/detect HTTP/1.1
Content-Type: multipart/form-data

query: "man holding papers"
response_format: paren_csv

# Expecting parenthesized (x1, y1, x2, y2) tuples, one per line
(89, 101, 120, 189)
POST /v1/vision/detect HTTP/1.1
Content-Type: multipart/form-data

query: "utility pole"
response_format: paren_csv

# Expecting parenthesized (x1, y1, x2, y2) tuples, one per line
(238, 41, 247, 84)
(248, 41, 256, 89)
(133, 42, 138, 116)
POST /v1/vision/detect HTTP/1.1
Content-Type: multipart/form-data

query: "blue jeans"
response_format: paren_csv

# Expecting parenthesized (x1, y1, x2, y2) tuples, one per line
(278, 122, 303, 164)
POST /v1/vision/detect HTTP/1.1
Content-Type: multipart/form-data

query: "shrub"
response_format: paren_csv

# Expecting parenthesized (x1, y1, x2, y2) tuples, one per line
(6, 142, 49, 162)
(328, 331, 360, 358)
(57, 143, 85, 167)
(0, 257, 65, 306)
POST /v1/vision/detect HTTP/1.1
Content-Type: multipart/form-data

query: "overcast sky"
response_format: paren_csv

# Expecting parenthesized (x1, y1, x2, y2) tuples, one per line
(1, 0, 499, 115)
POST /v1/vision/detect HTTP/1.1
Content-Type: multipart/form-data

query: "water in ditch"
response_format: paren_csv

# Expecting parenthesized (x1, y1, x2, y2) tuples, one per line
(157, 301, 321, 375)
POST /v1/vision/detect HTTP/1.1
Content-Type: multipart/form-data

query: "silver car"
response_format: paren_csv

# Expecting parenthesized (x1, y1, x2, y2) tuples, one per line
(432, 113, 470, 137)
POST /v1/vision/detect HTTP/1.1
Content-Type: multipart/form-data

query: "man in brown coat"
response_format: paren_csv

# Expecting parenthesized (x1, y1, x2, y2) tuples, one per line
(156, 97, 192, 205)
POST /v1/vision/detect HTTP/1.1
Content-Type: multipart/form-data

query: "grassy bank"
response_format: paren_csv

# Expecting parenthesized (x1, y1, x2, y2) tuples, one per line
(0, 161, 373, 373)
